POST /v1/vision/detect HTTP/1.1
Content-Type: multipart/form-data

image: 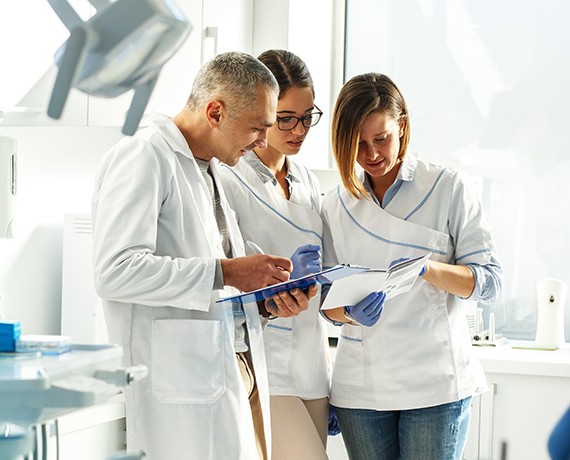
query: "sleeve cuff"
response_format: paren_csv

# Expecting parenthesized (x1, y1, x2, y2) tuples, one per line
(213, 259, 224, 290)
(319, 310, 344, 327)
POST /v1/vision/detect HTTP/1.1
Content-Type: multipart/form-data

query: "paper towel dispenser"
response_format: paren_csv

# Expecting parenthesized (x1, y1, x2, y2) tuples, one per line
(0, 136, 17, 238)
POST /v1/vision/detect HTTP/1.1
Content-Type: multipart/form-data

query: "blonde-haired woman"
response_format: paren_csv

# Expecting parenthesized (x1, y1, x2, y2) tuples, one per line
(321, 73, 503, 460)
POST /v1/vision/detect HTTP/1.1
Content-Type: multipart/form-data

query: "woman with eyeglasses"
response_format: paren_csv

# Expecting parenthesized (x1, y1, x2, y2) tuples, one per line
(320, 73, 504, 459)
(219, 49, 330, 459)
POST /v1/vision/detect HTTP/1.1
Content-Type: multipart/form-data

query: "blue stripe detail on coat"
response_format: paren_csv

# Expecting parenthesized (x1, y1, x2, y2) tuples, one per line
(336, 186, 447, 256)
(456, 248, 493, 262)
(403, 168, 448, 221)
(340, 334, 363, 343)
(221, 165, 323, 243)
(267, 324, 293, 332)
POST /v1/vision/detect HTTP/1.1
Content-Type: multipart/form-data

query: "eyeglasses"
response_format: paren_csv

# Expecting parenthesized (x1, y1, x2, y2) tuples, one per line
(275, 105, 323, 131)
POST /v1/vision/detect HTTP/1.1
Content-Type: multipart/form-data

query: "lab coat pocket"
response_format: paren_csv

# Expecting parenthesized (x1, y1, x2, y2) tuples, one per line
(151, 319, 225, 404)
(333, 324, 364, 386)
(263, 318, 293, 374)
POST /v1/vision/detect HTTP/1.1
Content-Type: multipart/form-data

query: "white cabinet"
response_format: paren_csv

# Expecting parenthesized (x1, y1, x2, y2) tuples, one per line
(55, 395, 126, 460)
(202, 0, 253, 57)
(464, 343, 570, 460)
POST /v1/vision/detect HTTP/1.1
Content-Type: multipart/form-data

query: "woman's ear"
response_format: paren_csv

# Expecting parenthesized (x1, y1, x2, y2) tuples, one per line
(399, 119, 406, 138)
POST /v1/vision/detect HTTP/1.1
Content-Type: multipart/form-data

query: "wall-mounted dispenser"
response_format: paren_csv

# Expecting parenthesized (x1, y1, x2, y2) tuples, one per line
(535, 277, 567, 349)
(0, 136, 17, 238)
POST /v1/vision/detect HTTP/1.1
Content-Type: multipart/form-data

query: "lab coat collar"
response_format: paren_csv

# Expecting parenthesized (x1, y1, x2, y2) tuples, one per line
(148, 112, 194, 158)
(398, 151, 418, 182)
(362, 151, 418, 207)
(243, 150, 301, 186)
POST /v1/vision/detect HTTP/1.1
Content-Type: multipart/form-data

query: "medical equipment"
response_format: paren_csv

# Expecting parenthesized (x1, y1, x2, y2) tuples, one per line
(46, 0, 192, 135)
(15, 334, 72, 354)
(0, 343, 147, 459)
(535, 278, 567, 349)
(0, 136, 16, 238)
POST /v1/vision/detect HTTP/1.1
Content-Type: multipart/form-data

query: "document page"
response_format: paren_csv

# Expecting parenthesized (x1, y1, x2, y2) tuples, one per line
(320, 253, 431, 310)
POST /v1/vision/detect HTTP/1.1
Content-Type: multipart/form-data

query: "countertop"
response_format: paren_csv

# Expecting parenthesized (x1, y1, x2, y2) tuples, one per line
(472, 340, 570, 378)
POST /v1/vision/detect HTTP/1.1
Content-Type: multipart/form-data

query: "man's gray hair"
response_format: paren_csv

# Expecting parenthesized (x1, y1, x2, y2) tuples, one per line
(187, 52, 279, 117)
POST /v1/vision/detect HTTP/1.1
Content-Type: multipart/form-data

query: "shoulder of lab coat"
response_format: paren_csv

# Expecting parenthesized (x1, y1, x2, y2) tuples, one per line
(92, 115, 217, 312)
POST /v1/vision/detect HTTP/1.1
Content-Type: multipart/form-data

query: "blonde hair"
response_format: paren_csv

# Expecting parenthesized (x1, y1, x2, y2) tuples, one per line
(331, 73, 410, 199)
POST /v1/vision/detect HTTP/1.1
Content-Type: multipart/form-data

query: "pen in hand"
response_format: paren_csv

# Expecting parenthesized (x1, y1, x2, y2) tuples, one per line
(247, 240, 291, 276)
(247, 240, 265, 255)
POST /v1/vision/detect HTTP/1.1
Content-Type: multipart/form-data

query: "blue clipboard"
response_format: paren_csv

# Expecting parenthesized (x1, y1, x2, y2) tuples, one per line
(216, 265, 368, 304)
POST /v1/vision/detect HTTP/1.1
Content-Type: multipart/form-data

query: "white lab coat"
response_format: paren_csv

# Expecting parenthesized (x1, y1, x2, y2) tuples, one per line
(92, 114, 271, 460)
(219, 156, 330, 399)
(322, 158, 493, 411)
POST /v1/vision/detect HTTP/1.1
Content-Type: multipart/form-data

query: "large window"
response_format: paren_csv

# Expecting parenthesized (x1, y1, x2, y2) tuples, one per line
(345, 0, 570, 340)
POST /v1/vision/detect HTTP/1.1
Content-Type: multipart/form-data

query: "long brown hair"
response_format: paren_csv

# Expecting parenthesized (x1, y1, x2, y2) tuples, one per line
(332, 73, 410, 198)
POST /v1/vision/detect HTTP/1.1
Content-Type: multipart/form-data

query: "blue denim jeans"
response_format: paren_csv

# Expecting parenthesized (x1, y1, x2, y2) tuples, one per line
(334, 397, 472, 460)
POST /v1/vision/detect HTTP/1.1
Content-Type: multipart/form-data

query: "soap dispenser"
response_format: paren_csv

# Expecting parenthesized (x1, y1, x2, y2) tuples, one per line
(535, 278, 567, 349)
(0, 136, 17, 238)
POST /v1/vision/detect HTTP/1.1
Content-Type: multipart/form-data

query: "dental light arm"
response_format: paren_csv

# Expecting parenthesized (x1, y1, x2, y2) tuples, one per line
(46, 0, 192, 135)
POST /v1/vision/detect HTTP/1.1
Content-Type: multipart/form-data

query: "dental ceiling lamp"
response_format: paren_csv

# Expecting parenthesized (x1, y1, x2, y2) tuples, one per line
(46, 0, 192, 135)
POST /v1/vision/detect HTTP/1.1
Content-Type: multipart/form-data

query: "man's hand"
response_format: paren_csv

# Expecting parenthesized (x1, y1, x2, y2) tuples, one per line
(264, 284, 318, 318)
(221, 255, 292, 293)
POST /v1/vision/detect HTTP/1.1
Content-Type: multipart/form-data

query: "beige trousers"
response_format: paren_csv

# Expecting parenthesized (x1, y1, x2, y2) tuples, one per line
(237, 352, 268, 460)
(270, 395, 329, 460)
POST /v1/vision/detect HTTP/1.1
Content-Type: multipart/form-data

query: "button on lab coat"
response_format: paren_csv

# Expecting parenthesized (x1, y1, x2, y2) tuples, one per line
(92, 114, 271, 459)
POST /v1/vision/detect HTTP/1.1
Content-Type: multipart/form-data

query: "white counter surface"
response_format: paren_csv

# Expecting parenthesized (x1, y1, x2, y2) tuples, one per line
(472, 340, 570, 378)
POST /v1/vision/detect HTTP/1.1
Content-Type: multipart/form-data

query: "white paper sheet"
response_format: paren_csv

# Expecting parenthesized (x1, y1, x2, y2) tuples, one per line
(320, 253, 431, 310)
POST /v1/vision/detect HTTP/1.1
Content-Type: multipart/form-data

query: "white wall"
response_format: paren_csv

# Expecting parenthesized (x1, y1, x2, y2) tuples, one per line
(0, 126, 123, 333)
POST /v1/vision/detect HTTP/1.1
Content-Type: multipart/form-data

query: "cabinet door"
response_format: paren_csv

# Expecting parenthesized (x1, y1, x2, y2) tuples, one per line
(87, 0, 204, 127)
(489, 374, 570, 460)
(0, 0, 89, 126)
(202, 0, 253, 58)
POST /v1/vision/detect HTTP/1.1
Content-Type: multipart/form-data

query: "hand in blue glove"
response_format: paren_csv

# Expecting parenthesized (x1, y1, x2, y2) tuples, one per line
(344, 291, 386, 327)
(290, 244, 321, 279)
(389, 257, 427, 277)
(328, 404, 341, 436)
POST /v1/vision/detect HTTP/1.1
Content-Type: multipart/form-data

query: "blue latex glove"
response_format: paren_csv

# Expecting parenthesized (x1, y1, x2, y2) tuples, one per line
(389, 257, 427, 277)
(344, 291, 386, 327)
(290, 244, 321, 279)
(328, 404, 341, 436)
(548, 406, 570, 460)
